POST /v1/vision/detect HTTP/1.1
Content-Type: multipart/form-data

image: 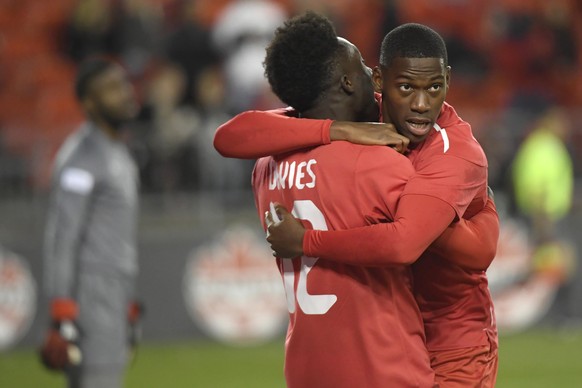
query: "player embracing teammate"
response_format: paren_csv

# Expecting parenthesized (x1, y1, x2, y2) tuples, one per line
(216, 12, 499, 388)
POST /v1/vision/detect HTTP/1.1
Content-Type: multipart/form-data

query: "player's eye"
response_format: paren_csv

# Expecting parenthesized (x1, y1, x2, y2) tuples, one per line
(428, 84, 442, 92)
(399, 84, 412, 92)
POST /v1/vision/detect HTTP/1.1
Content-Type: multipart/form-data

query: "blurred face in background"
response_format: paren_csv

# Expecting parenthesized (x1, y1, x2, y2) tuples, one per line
(195, 66, 226, 110)
(374, 57, 450, 144)
(148, 64, 186, 113)
(84, 64, 139, 128)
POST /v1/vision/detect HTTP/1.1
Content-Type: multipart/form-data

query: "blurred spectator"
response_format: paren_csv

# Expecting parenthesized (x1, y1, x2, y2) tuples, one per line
(130, 60, 255, 199)
(112, 0, 164, 77)
(133, 62, 200, 193)
(194, 66, 252, 200)
(163, 0, 219, 107)
(211, 0, 287, 113)
(65, 0, 116, 62)
(512, 107, 574, 243)
(511, 106, 580, 327)
(66, 0, 163, 77)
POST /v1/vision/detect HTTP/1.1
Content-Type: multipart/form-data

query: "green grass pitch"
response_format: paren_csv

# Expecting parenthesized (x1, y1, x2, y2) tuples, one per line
(1, 329, 581, 387)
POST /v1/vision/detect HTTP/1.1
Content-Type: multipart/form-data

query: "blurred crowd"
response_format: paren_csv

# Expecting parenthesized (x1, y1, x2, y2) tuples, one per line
(0, 0, 581, 201)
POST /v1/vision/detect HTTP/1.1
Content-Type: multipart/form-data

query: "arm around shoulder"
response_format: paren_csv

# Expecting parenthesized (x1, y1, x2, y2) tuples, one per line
(214, 109, 332, 159)
(304, 194, 456, 266)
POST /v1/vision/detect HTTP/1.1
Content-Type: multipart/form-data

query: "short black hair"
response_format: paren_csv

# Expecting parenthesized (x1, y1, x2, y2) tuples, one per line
(74, 58, 117, 100)
(380, 23, 448, 67)
(263, 11, 341, 112)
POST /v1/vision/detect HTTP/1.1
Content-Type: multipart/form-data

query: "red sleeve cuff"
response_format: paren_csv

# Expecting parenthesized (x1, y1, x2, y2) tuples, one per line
(303, 229, 319, 257)
(321, 120, 333, 145)
(51, 298, 78, 321)
(128, 301, 143, 323)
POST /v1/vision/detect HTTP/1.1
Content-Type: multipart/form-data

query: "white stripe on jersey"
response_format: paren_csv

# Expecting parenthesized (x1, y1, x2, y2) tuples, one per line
(434, 123, 449, 153)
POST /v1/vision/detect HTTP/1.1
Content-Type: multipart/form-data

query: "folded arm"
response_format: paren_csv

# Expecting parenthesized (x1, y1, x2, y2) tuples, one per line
(430, 197, 499, 271)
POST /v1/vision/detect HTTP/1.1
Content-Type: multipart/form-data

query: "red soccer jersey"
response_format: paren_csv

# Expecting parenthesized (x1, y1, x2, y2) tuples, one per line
(252, 142, 435, 388)
(403, 103, 497, 351)
(403, 102, 488, 219)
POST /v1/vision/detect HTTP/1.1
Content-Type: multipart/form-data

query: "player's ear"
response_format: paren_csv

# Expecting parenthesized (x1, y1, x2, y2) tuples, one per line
(340, 74, 355, 95)
(372, 67, 383, 93)
(445, 66, 451, 93)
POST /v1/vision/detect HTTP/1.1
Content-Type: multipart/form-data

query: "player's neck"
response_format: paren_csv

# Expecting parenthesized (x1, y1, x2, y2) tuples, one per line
(88, 114, 122, 141)
(89, 115, 124, 141)
(300, 102, 357, 122)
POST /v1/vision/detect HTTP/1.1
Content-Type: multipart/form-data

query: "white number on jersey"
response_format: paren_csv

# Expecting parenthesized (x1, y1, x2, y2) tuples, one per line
(276, 200, 338, 315)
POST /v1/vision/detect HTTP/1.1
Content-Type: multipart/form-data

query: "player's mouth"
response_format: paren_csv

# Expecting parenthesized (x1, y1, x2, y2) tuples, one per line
(405, 118, 433, 137)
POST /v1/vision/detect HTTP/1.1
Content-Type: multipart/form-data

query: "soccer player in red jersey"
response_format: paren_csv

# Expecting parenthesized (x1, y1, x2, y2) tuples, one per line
(252, 13, 436, 387)
(215, 23, 499, 388)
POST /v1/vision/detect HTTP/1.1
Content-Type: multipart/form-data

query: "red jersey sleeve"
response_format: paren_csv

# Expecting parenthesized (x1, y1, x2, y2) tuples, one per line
(429, 197, 499, 270)
(402, 155, 486, 219)
(303, 194, 456, 266)
(214, 108, 332, 159)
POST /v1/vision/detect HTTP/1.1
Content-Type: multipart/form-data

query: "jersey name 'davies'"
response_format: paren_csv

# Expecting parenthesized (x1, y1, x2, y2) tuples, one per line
(268, 159, 317, 191)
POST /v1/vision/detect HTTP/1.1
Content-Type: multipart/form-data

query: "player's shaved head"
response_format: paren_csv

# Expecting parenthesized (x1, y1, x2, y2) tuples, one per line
(263, 11, 341, 112)
(379, 23, 448, 67)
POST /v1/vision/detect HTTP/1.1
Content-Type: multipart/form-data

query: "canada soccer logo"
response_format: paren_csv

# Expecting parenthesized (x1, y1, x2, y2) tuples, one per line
(0, 248, 36, 350)
(183, 226, 287, 345)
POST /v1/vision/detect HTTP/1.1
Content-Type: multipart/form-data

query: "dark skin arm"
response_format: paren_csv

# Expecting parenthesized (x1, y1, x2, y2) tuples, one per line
(265, 204, 305, 258)
(331, 121, 410, 153)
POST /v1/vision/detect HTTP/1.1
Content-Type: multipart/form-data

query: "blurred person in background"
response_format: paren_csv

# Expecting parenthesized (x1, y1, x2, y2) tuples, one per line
(194, 65, 252, 201)
(66, 0, 162, 78)
(134, 62, 200, 194)
(512, 107, 577, 323)
(163, 0, 219, 107)
(112, 0, 164, 77)
(211, 0, 287, 114)
(65, 0, 116, 62)
(512, 107, 574, 244)
(40, 58, 142, 388)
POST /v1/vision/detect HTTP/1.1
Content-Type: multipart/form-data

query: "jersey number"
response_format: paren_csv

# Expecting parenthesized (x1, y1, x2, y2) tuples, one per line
(279, 200, 337, 315)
